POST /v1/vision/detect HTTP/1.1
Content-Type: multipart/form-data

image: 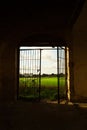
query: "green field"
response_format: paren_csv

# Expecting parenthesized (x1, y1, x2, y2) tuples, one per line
(19, 77, 65, 87)
(19, 77, 66, 101)
(41, 77, 65, 87)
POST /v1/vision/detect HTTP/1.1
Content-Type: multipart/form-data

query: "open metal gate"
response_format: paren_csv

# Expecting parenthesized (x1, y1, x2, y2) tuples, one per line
(18, 46, 70, 103)
(19, 48, 41, 101)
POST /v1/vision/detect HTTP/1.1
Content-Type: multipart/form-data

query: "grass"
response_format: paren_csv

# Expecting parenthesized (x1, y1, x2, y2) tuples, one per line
(19, 77, 65, 87)
(19, 76, 66, 101)
(41, 77, 65, 87)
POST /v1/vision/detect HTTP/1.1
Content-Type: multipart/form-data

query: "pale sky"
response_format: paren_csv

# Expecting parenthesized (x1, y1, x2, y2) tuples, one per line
(19, 47, 65, 75)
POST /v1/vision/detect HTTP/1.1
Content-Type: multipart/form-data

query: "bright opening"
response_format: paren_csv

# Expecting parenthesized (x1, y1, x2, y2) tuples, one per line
(18, 46, 70, 103)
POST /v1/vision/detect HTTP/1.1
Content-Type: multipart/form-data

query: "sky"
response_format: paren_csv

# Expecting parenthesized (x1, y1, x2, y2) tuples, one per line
(19, 47, 65, 75)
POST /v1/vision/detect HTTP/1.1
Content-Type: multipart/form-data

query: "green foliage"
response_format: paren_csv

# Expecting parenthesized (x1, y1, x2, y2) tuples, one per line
(19, 77, 66, 101)
(19, 77, 65, 87)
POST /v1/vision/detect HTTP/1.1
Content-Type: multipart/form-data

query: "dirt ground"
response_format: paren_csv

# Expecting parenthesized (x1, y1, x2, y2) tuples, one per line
(0, 101, 87, 130)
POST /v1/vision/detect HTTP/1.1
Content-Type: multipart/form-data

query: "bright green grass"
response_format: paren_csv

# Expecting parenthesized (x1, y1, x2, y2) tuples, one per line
(19, 77, 65, 87)
(19, 77, 66, 100)
(41, 77, 65, 87)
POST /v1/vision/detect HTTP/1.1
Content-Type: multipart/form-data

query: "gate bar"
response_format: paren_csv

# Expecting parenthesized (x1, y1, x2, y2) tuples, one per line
(65, 47, 68, 103)
(57, 47, 60, 104)
(39, 49, 42, 101)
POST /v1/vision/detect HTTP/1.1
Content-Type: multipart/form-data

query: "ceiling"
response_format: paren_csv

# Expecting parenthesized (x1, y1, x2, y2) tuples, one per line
(0, 0, 85, 43)
(0, 0, 85, 27)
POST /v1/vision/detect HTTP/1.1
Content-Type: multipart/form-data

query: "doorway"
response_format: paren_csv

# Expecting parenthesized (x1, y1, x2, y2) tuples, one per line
(18, 46, 70, 103)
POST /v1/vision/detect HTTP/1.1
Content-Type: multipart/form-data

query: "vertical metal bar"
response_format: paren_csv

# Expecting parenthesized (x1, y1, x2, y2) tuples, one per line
(60, 48, 62, 74)
(25, 50, 26, 83)
(33, 49, 34, 75)
(65, 46, 68, 103)
(17, 46, 20, 100)
(25, 50, 27, 87)
(57, 46, 60, 104)
(28, 50, 29, 87)
(30, 50, 31, 87)
(39, 49, 41, 101)
(24, 50, 25, 86)
(37, 50, 38, 91)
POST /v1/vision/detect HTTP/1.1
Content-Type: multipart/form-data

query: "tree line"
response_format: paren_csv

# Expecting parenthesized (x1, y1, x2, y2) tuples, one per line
(19, 73, 65, 78)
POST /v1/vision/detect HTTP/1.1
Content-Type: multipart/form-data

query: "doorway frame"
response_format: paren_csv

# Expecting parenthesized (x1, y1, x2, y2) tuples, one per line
(17, 42, 70, 103)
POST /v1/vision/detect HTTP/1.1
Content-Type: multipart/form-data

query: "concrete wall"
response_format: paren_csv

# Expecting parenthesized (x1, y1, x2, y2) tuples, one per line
(72, 0, 87, 101)
(1, 2, 87, 102)
(0, 4, 73, 102)
(0, 41, 17, 102)
(0, 30, 72, 102)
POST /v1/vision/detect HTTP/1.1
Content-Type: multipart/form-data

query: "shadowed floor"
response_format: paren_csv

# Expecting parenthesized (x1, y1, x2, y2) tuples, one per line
(0, 101, 87, 130)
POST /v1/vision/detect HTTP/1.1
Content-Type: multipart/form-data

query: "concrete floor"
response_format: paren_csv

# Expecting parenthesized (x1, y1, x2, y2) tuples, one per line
(0, 101, 87, 130)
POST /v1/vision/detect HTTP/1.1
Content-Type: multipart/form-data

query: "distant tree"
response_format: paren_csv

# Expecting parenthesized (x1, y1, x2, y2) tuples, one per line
(51, 73, 55, 76)
(42, 73, 48, 77)
(19, 74, 24, 77)
(59, 73, 65, 77)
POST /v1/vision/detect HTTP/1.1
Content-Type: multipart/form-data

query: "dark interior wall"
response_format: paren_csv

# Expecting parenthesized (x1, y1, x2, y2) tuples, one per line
(0, 30, 72, 102)
(72, 0, 87, 102)
(0, 41, 71, 102)
(0, 1, 81, 102)
(0, 42, 16, 101)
